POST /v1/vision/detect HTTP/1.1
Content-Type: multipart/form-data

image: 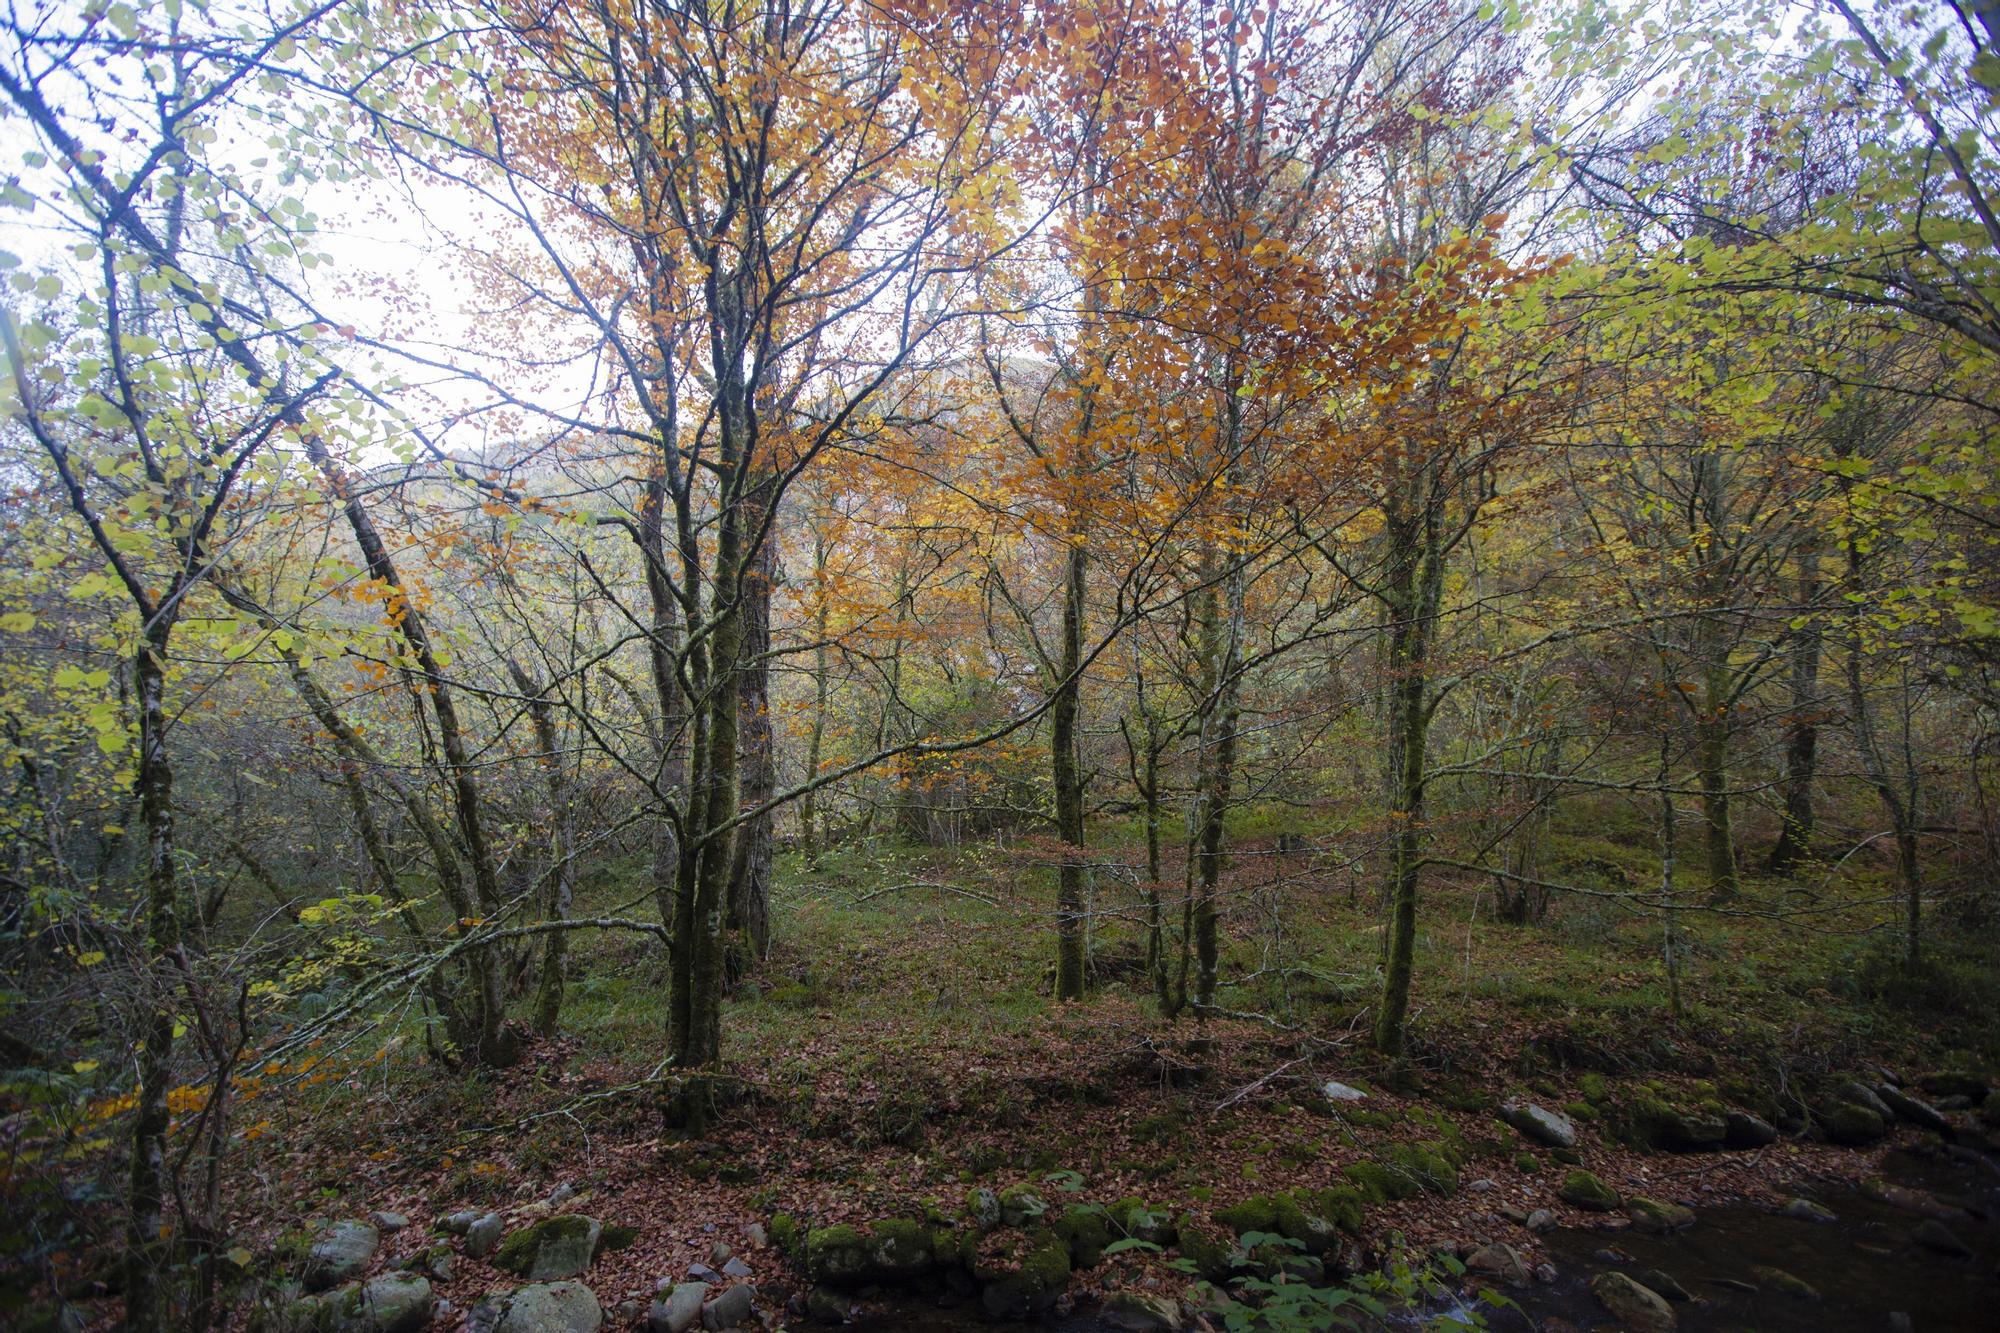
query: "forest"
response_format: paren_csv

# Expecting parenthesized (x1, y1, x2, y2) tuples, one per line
(3, 0, 2000, 1329)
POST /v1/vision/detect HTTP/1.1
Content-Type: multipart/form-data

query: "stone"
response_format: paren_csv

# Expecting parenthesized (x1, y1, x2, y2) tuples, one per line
(744, 1223, 768, 1248)
(1524, 1209, 1556, 1232)
(701, 1284, 755, 1330)
(369, 1212, 409, 1234)
(1638, 1269, 1691, 1302)
(686, 1264, 721, 1283)
(1558, 1169, 1621, 1212)
(976, 1228, 1073, 1319)
(998, 1185, 1048, 1227)
(966, 1188, 1002, 1231)
(1590, 1272, 1675, 1332)
(804, 1286, 850, 1322)
(1938, 1094, 1974, 1111)
(721, 1258, 751, 1279)
(1499, 1100, 1577, 1150)
(1863, 1178, 1969, 1220)
(549, 1183, 578, 1207)
(1322, 1080, 1368, 1103)
(1823, 1102, 1887, 1146)
(495, 1215, 603, 1281)
(1633, 1102, 1726, 1151)
(465, 1213, 504, 1260)
(442, 1212, 478, 1236)
(1839, 1081, 1895, 1120)
(1464, 1242, 1530, 1287)
(1781, 1196, 1837, 1223)
(305, 1221, 381, 1293)
(326, 1274, 432, 1333)
(490, 1281, 603, 1333)
(1101, 1289, 1183, 1332)
(649, 1282, 707, 1333)
(1750, 1265, 1820, 1300)
(1624, 1197, 1695, 1235)
(708, 1241, 732, 1266)
(1723, 1111, 1777, 1148)
(1914, 1219, 1973, 1257)
(1877, 1083, 1952, 1134)
(1533, 1263, 1558, 1285)
(1916, 1070, 1989, 1101)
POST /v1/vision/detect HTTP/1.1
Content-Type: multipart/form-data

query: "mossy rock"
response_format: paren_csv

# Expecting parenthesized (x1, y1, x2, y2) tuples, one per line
(493, 1215, 600, 1281)
(869, 1218, 937, 1275)
(1341, 1160, 1416, 1203)
(1578, 1073, 1611, 1105)
(1514, 1152, 1540, 1172)
(1342, 1108, 1394, 1130)
(1106, 1196, 1173, 1244)
(767, 1213, 801, 1258)
(1625, 1097, 1726, 1152)
(1563, 1101, 1600, 1122)
(1383, 1141, 1459, 1195)
(1213, 1194, 1279, 1234)
(1054, 1204, 1111, 1268)
(1822, 1102, 1887, 1146)
(804, 1224, 870, 1285)
(1558, 1170, 1621, 1212)
(1173, 1213, 1236, 1283)
(1269, 1194, 1339, 1256)
(977, 1228, 1073, 1319)
(1305, 1186, 1365, 1235)
(594, 1223, 639, 1254)
(997, 1183, 1049, 1226)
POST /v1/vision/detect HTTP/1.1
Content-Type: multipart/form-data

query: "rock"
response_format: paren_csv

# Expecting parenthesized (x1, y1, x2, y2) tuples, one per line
(720, 1258, 751, 1279)
(495, 1215, 602, 1281)
(649, 1282, 707, 1333)
(465, 1212, 504, 1260)
(966, 1188, 1002, 1231)
(549, 1183, 578, 1207)
(1781, 1196, 1838, 1223)
(1840, 1081, 1895, 1120)
(998, 1185, 1048, 1228)
(1723, 1111, 1777, 1148)
(686, 1264, 721, 1283)
(369, 1212, 409, 1234)
(1863, 1178, 1969, 1220)
(1558, 1169, 1621, 1212)
(1823, 1102, 1888, 1146)
(1634, 1102, 1727, 1151)
(1938, 1094, 1974, 1111)
(489, 1281, 603, 1333)
(1533, 1262, 1558, 1285)
(1464, 1242, 1530, 1287)
(1916, 1070, 1989, 1101)
(1982, 1090, 2000, 1127)
(1914, 1219, 1973, 1257)
(976, 1228, 1072, 1319)
(1638, 1269, 1691, 1302)
(326, 1274, 432, 1333)
(1524, 1209, 1556, 1232)
(1322, 1080, 1368, 1103)
(1624, 1197, 1695, 1235)
(1590, 1272, 1675, 1332)
(1877, 1083, 1952, 1134)
(305, 1221, 381, 1293)
(1751, 1265, 1821, 1300)
(701, 1284, 755, 1330)
(1500, 1100, 1577, 1149)
(1101, 1289, 1183, 1331)
(804, 1286, 850, 1322)
(442, 1212, 478, 1236)
(1467, 1178, 1498, 1193)
(744, 1224, 767, 1249)
(804, 1221, 936, 1287)
(617, 1300, 641, 1322)
(1706, 1276, 1759, 1294)
(708, 1241, 732, 1266)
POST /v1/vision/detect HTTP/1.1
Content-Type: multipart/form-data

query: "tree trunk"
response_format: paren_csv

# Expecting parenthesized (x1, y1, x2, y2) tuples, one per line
(509, 662, 574, 1038)
(1053, 540, 1088, 1001)
(726, 480, 776, 969)
(1767, 554, 1822, 874)
(124, 632, 180, 1333)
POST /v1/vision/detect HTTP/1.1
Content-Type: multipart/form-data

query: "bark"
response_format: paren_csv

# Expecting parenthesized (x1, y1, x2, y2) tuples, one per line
(1767, 553, 1822, 875)
(1053, 539, 1088, 1002)
(726, 478, 776, 967)
(1190, 546, 1246, 1016)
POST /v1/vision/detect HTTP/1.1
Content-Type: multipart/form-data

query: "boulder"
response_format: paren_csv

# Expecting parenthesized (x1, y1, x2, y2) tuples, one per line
(495, 1216, 602, 1281)
(998, 1185, 1048, 1227)
(1590, 1272, 1675, 1332)
(975, 1228, 1072, 1319)
(326, 1274, 432, 1333)
(1839, 1081, 1895, 1120)
(1624, 1197, 1695, 1235)
(368, 1212, 409, 1234)
(1524, 1209, 1556, 1232)
(1723, 1111, 1777, 1148)
(442, 1212, 478, 1236)
(805, 1220, 936, 1287)
(1877, 1084, 1952, 1135)
(305, 1221, 381, 1293)
(1750, 1265, 1820, 1300)
(648, 1282, 706, 1333)
(488, 1281, 603, 1333)
(1781, 1196, 1837, 1224)
(1916, 1070, 1990, 1101)
(1101, 1290, 1183, 1332)
(1638, 1269, 1691, 1302)
(1914, 1219, 1973, 1257)
(1822, 1102, 1887, 1146)
(1463, 1242, 1530, 1287)
(1322, 1080, 1368, 1103)
(803, 1287, 849, 1323)
(1862, 1178, 1969, 1220)
(1499, 1100, 1577, 1150)
(700, 1284, 755, 1331)
(1558, 1169, 1621, 1212)
(465, 1213, 504, 1260)
(1632, 1101, 1726, 1151)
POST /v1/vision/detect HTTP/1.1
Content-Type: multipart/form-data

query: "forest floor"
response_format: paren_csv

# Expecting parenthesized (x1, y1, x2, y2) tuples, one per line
(27, 803, 2000, 1330)
(161, 800, 2000, 1333)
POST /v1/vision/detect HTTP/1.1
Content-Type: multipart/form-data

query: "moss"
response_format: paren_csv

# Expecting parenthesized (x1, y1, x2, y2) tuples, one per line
(1341, 1108, 1394, 1130)
(768, 1213, 801, 1258)
(869, 1218, 936, 1274)
(1513, 1152, 1541, 1173)
(1173, 1213, 1235, 1283)
(1557, 1169, 1621, 1211)
(493, 1215, 594, 1276)
(1307, 1186, 1365, 1235)
(1213, 1194, 1279, 1234)
(805, 1223, 871, 1285)
(1383, 1141, 1458, 1195)
(1269, 1194, 1338, 1255)
(1563, 1101, 1600, 1122)
(1579, 1072, 1611, 1105)
(1054, 1204, 1110, 1267)
(1341, 1160, 1415, 1203)
(596, 1222, 639, 1254)
(978, 1228, 1073, 1319)
(997, 1183, 1048, 1226)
